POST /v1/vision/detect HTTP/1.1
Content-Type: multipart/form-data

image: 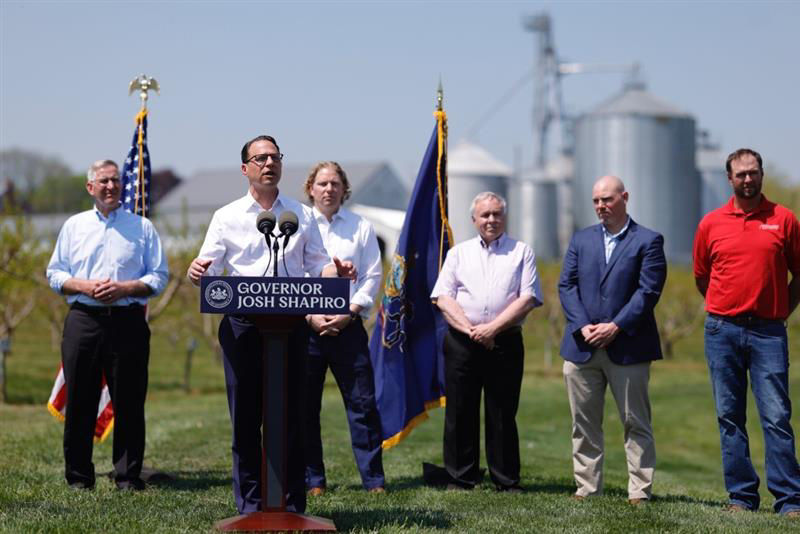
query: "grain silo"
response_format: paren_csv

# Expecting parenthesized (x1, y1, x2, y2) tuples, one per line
(696, 133, 731, 216)
(447, 140, 511, 243)
(509, 155, 573, 261)
(573, 82, 699, 263)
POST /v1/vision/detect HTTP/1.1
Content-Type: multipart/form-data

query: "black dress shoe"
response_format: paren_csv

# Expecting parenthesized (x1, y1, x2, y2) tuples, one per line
(116, 478, 146, 491)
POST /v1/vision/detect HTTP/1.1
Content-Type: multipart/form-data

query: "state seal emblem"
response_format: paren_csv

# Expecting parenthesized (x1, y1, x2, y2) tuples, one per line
(205, 280, 233, 309)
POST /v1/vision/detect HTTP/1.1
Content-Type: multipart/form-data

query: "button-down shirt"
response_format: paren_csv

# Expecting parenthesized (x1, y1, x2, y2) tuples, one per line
(312, 206, 381, 317)
(431, 233, 542, 325)
(602, 216, 630, 263)
(197, 191, 331, 278)
(46, 206, 169, 306)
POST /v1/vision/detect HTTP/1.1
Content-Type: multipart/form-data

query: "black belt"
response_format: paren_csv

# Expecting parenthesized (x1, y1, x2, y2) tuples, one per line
(708, 313, 784, 327)
(71, 302, 144, 316)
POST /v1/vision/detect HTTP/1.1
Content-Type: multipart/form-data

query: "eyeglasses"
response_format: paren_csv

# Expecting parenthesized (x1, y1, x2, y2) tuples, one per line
(247, 153, 284, 167)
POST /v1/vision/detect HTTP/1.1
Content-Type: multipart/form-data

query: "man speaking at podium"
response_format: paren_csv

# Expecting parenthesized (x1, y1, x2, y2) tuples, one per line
(187, 135, 355, 515)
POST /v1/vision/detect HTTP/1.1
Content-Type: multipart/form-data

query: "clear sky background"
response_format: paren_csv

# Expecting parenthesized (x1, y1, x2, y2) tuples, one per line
(2, 0, 799, 184)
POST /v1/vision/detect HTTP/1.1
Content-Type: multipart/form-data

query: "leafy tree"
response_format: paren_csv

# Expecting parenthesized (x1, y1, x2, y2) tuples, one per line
(0, 208, 50, 402)
(27, 174, 93, 214)
(655, 266, 704, 359)
(0, 149, 73, 204)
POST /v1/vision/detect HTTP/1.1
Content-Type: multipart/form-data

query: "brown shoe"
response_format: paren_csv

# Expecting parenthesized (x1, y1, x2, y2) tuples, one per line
(571, 494, 585, 501)
(307, 487, 325, 497)
(724, 503, 748, 512)
(784, 509, 800, 518)
(628, 498, 648, 506)
(368, 487, 385, 494)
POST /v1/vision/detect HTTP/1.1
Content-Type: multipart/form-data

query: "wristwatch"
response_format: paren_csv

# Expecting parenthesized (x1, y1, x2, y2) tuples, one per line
(350, 311, 359, 321)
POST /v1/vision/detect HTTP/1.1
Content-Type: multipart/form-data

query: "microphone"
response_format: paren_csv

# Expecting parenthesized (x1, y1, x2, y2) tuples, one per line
(256, 211, 276, 241)
(277, 210, 299, 276)
(278, 210, 299, 238)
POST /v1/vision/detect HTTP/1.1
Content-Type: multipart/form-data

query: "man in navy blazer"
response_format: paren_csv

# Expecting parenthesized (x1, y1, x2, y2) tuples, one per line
(558, 175, 667, 505)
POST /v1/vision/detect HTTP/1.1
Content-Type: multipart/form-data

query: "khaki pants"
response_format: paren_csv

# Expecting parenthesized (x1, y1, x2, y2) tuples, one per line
(563, 349, 655, 499)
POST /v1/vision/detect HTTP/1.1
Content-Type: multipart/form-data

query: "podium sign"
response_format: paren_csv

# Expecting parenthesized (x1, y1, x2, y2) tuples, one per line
(200, 276, 349, 315)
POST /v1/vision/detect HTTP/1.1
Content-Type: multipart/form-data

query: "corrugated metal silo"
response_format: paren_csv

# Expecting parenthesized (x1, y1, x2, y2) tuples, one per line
(697, 140, 730, 216)
(447, 141, 511, 243)
(509, 155, 572, 261)
(574, 82, 699, 263)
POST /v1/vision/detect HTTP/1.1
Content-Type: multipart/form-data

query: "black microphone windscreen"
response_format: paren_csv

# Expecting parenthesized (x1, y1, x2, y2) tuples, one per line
(256, 211, 276, 234)
(278, 210, 299, 236)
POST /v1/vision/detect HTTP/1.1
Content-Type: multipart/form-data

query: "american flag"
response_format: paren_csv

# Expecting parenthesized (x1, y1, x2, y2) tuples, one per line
(120, 111, 151, 216)
(48, 368, 114, 443)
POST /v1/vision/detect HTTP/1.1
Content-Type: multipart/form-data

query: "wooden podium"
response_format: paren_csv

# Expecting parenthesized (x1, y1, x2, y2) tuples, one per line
(201, 277, 348, 532)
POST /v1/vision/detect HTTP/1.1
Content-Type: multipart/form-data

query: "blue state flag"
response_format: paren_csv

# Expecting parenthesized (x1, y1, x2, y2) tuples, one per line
(120, 110, 151, 217)
(370, 109, 453, 449)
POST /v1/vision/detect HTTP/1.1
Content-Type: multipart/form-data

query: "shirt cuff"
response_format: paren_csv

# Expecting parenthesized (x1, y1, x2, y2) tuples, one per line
(48, 272, 70, 294)
(139, 274, 167, 296)
(350, 293, 374, 311)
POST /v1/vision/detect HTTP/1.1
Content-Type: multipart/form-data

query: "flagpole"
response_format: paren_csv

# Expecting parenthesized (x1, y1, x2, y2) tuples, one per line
(434, 81, 453, 270)
(128, 74, 159, 217)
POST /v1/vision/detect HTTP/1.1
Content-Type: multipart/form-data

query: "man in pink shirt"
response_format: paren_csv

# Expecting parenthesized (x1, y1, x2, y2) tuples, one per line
(431, 191, 542, 492)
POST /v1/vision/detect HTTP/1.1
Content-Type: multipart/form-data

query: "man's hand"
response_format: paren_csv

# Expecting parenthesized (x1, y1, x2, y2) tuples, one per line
(470, 323, 497, 350)
(188, 258, 212, 285)
(307, 314, 328, 334)
(78, 279, 105, 297)
(580, 324, 599, 346)
(310, 314, 352, 336)
(583, 322, 619, 349)
(92, 278, 130, 304)
(333, 256, 357, 280)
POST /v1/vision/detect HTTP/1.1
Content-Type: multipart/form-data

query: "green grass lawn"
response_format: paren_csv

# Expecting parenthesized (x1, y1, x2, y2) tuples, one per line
(3, 289, 800, 532)
(3, 356, 800, 532)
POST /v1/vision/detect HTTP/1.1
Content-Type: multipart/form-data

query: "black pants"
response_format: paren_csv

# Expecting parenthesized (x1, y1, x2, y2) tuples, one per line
(219, 315, 308, 514)
(61, 304, 150, 487)
(443, 327, 524, 489)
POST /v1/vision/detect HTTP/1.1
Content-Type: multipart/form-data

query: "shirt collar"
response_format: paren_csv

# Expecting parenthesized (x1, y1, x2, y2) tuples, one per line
(480, 233, 506, 249)
(602, 216, 630, 240)
(723, 194, 773, 216)
(93, 204, 120, 222)
(244, 190, 284, 213)
(312, 206, 344, 225)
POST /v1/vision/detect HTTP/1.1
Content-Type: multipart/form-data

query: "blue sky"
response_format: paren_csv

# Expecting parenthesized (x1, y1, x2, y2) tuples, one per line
(2, 0, 799, 183)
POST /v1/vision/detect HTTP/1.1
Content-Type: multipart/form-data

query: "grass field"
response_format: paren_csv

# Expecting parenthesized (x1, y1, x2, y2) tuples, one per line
(3, 291, 800, 532)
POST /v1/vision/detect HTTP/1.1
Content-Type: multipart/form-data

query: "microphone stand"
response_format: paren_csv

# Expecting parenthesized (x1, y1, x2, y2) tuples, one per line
(272, 237, 280, 277)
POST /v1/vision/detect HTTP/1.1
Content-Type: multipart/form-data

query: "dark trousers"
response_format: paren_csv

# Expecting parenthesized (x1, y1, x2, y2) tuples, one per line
(305, 319, 384, 490)
(61, 305, 150, 487)
(443, 327, 524, 489)
(219, 315, 308, 514)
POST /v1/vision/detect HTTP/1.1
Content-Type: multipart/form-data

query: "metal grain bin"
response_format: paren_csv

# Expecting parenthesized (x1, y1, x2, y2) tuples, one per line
(447, 141, 511, 243)
(509, 155, 572, 261)
(697, 140, 730, 216)
(573, 82, 699, 264)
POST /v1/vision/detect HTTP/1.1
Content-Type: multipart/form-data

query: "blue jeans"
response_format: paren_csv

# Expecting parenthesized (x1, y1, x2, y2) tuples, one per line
(704, 315, 800, 514)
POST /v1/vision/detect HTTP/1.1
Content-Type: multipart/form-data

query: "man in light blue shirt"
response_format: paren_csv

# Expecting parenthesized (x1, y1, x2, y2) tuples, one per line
(46, 159, 168, 491)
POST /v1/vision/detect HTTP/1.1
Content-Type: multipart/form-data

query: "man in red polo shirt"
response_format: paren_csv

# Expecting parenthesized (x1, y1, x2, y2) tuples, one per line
(693, 148, 800, 517)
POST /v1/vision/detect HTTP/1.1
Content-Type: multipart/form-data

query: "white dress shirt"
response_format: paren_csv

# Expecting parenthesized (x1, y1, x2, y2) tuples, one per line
(197, 191, 331, 278)
(313, 206, 381, 317)
(431, 234, 542, 325)
(46, 206, 169, 306)
(602, 216, 630, 263)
